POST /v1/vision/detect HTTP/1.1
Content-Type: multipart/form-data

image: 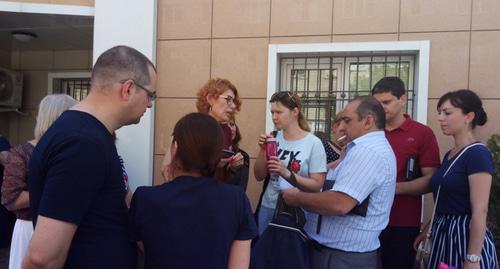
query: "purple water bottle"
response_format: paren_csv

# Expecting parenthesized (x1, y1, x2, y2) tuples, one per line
(265, 137, 278, 177)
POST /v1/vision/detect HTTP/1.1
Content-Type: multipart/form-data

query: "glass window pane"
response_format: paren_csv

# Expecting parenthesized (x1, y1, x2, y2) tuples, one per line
(386, 63, 397, 76)
(279, 53, 415, 139)
(371, 63, 385, 89)
(357, 64, 370, 92)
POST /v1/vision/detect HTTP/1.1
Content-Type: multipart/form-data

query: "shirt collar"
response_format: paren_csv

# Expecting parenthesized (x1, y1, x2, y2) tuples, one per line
(387, 114, 413, 132)
(347, 130, 385, 149)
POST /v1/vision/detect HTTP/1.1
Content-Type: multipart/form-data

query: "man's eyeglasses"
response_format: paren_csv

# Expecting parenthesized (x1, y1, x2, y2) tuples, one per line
(120, 79, 157, 101)
(219, 95, 236, 105)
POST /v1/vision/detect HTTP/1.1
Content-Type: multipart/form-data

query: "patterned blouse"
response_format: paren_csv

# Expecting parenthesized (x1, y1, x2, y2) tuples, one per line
(0, 142, 34, 220)
(321, 140, 341, 163)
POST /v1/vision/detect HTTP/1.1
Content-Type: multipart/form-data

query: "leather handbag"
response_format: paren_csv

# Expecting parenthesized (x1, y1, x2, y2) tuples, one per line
(414, 143, 482, 269)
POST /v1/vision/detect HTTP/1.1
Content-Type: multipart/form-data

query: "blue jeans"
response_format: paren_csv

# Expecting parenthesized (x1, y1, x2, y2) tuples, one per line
(257, 206, 275, 235)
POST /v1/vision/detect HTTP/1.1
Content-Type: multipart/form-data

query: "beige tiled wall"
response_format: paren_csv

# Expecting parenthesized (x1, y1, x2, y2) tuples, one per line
(2, 49, 92, 145)
(5, 0, 94, 6)
(156, 0, 500, 209)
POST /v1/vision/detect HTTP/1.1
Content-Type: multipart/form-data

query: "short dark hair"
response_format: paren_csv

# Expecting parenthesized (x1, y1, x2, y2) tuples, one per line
(172, 113, 224, 178)
(371, 76, 406, 98)
(91, 45, 156, 89)
(437, 89, 487, 129)
(353, 96, 386, 130)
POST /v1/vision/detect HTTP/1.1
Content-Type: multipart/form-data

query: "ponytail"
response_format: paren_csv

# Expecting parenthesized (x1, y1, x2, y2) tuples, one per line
(297, 112, 310, 132)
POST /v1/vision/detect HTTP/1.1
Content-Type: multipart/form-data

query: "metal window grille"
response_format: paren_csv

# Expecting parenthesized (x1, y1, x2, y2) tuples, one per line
(60, 78, 90, 101)
(279, 54, 416, 139)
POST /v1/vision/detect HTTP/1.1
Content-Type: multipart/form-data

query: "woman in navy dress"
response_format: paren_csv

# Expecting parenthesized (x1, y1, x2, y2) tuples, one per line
(414, 89, 498, 269)
(129, 113, 257, 269)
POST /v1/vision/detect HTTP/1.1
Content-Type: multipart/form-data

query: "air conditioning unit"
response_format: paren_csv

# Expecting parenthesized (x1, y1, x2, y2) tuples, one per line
(0, 67, 23, 109)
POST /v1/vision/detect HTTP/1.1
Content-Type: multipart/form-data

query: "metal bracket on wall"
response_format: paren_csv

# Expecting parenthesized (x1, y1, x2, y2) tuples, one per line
(0, 107, 27, 115)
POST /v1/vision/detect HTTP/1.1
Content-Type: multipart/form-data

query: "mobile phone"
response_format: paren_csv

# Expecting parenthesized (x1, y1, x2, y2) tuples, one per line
(222, 149, 236, 158)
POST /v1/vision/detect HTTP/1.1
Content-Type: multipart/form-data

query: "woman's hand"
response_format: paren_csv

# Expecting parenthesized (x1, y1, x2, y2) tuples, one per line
(266, 156, 290, 179)
(218, 157, 231, 168)
(257, 133, 269, 150)
(228, 152, 244, 170)
(413, 230, 427, 252)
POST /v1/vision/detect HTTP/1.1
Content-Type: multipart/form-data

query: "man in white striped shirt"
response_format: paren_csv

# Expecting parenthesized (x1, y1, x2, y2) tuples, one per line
(283, 96, 396, 269)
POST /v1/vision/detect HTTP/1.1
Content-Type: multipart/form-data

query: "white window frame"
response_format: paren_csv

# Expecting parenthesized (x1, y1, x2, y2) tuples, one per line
(47, 72, 91, 95)
(266, 41, 430, 133)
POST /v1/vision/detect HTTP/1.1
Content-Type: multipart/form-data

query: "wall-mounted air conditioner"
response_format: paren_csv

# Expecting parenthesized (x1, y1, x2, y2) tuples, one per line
(0, 67, 23, 109)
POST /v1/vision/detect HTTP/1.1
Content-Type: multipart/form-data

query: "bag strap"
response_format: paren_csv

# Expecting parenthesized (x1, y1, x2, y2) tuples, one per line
(425, 142, 483, 238)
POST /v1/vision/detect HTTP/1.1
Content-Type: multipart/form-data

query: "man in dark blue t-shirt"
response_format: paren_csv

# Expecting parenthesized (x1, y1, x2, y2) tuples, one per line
(24, 46, 157, 269)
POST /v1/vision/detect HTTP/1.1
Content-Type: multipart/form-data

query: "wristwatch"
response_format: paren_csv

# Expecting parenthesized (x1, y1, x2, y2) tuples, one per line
(466, 254, 481, 263)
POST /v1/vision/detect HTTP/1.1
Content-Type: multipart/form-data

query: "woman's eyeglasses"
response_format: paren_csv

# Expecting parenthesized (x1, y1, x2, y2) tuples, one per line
(270, 91, 298, 108)
(219, 95, 236, 105)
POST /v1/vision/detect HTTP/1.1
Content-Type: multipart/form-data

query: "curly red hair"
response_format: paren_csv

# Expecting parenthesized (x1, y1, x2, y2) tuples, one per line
(196, 78, 242, 113)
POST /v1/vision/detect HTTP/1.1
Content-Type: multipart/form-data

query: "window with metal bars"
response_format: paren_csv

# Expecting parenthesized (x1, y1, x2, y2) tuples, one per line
(279, 54, 415, 139)
(59, 78, 90, 101)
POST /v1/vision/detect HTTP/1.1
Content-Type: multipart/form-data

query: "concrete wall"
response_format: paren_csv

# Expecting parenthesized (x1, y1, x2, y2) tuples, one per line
(154, 0, 500, 209)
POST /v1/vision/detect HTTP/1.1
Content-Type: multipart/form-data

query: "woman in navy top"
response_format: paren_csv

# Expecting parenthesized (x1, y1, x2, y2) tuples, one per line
(414, 90, 498, 269)
(129, 113, 257, 269)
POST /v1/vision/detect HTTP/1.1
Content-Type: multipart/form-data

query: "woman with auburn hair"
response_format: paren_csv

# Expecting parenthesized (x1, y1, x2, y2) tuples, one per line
(196, 78, 245, 182)
(414, 89, 498, 269)
(254, 91, 326, 234)
(0, 94, 76, 269)
(227, 117, 250, 191)
(129, 113, 257, 269)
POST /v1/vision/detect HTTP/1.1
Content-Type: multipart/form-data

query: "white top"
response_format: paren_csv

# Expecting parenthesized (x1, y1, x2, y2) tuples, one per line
(261, 131, 327, 209)
(304, 131, 397, 252)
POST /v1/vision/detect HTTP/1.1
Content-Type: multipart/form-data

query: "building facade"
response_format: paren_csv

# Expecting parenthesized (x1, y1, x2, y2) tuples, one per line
(1, 0, 500, 209)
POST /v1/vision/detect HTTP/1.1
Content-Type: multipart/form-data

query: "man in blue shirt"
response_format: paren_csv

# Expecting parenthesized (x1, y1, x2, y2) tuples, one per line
(283, 96, 397, 269)
(23, 46, 157, 269)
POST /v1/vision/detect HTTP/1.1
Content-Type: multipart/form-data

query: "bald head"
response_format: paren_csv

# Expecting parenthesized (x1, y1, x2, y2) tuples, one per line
(90, 46, 156, 91)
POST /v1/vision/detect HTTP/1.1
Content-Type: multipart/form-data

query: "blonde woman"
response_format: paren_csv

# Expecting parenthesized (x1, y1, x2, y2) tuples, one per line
(254, 91, 326, 234)
(0, 94, 76, 269)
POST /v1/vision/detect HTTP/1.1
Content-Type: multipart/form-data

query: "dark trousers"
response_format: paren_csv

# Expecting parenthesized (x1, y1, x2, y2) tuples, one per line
(0, 247, 9, 269)
(379, 226, 420, 269)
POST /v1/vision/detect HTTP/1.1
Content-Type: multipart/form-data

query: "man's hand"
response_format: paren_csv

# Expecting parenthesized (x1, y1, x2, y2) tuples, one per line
(282, 188, 301, 207)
